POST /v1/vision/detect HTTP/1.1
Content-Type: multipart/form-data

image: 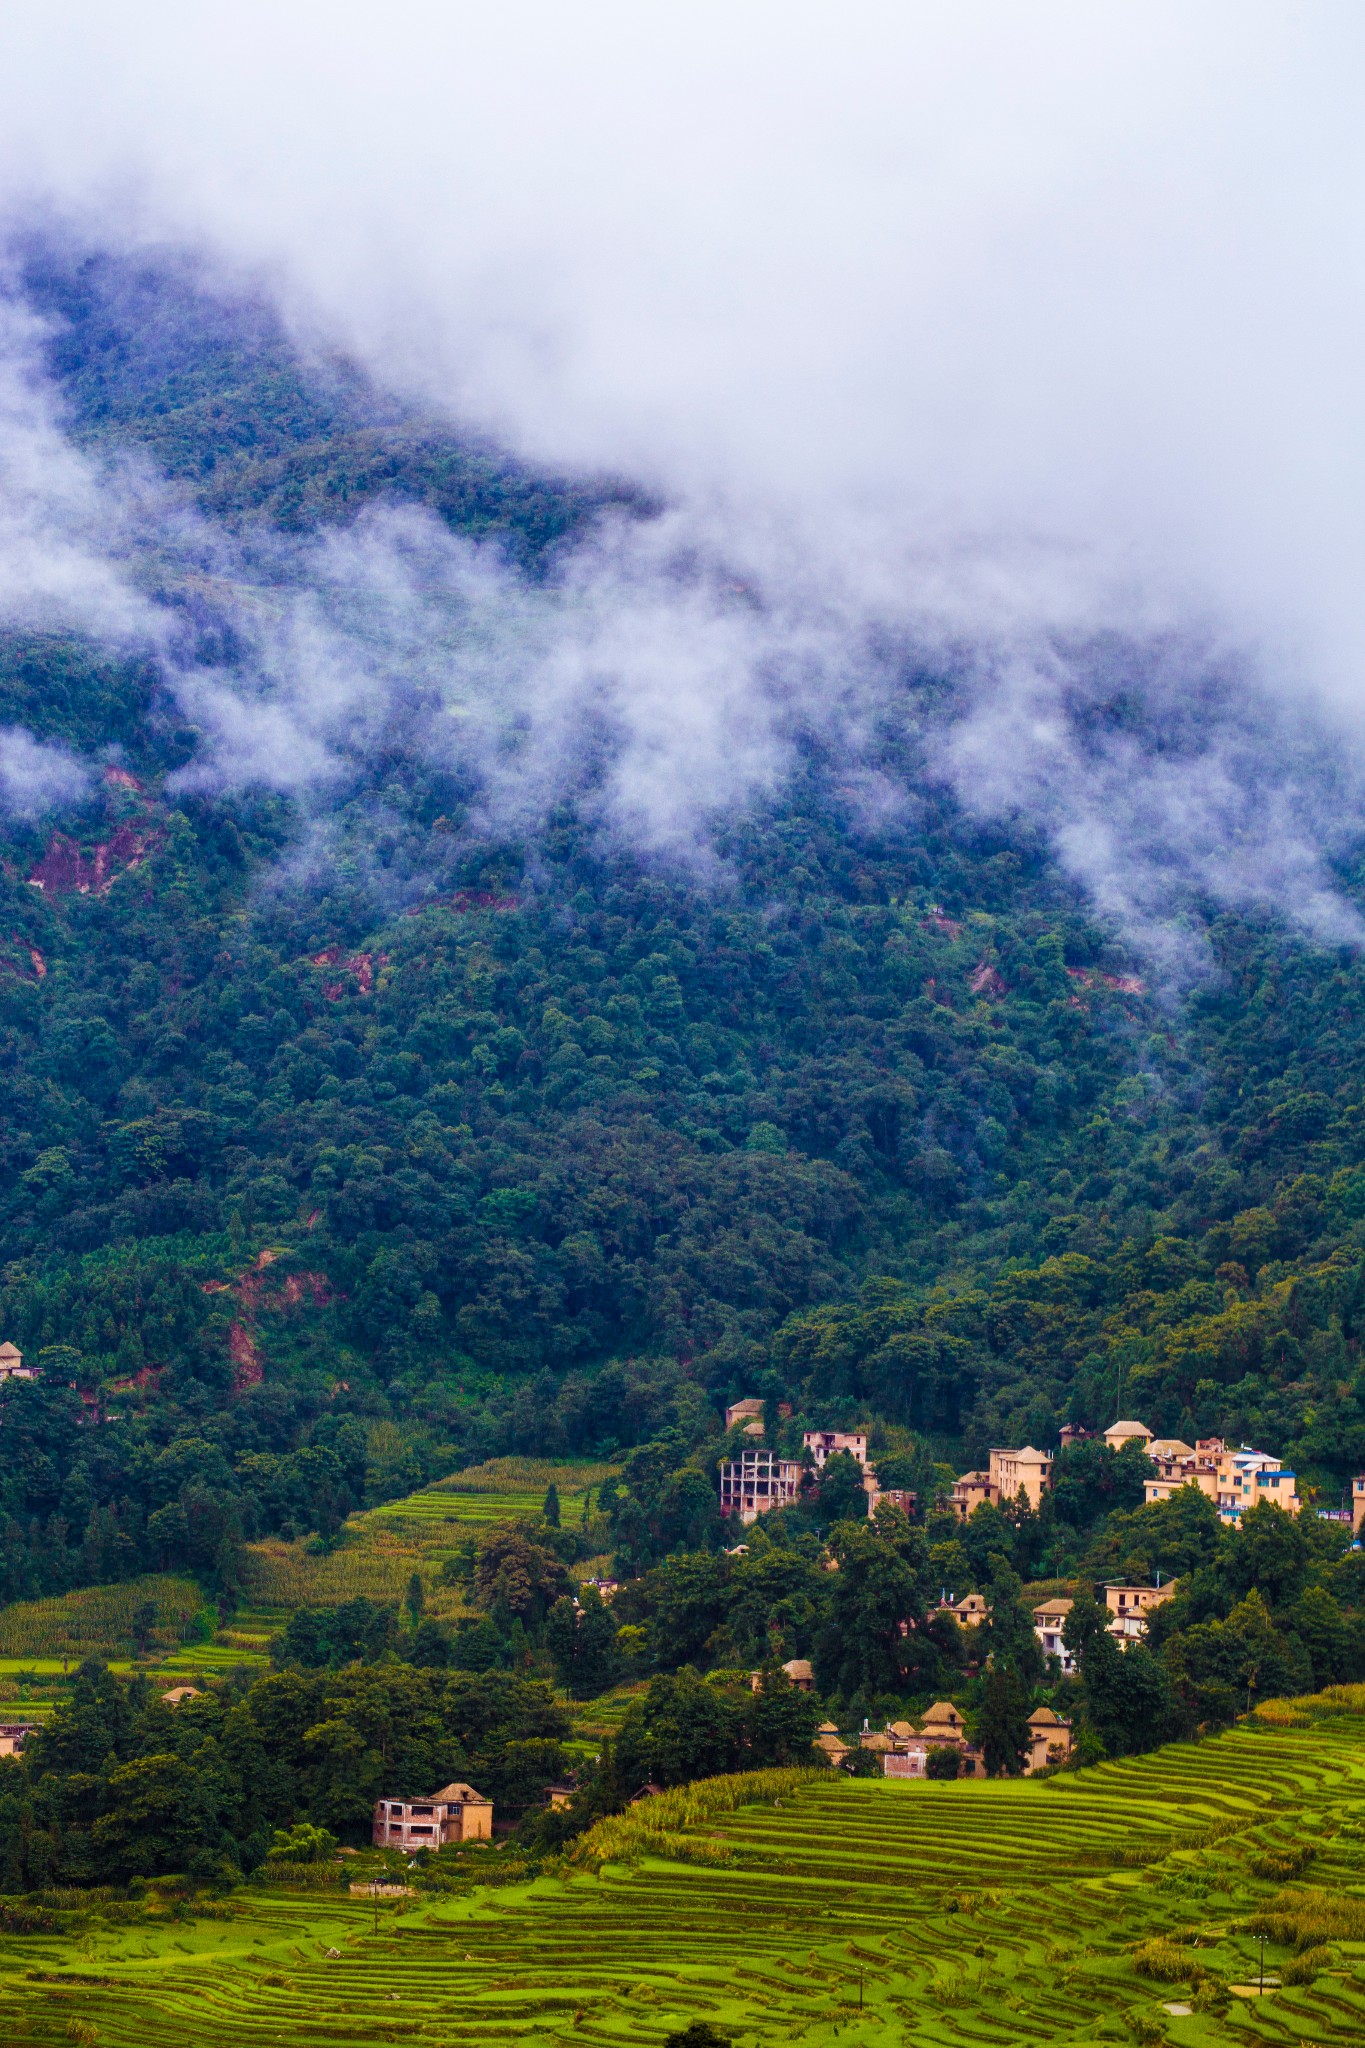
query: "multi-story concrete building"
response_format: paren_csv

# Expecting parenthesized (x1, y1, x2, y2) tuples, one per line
(1143, 1438, 1223, 1506)
(1213, 1446, 1300, 1523)
(802, 1429, 868, 1469)
(990, 1445, 1053, 1510)
(1102, 1581, 1176, 1621)
(372, 1782, 492, 1849)
(947, 1469, 995, 1521)
(948, 1444, 1054, 1520)
(1100, 1581, 1177, 1650)
(865, 1482, 916, 1516)
(718, 1447, 803, 1523)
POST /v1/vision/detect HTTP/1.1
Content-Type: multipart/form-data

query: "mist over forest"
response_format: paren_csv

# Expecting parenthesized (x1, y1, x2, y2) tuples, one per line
(0, 225, 1360, 1497)
(0, 14, 1360, 1916)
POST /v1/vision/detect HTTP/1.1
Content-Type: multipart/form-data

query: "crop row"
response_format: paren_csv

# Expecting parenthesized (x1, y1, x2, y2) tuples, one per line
(0, 1573, 205, 1659)
(4, 1710, 1365, 2044)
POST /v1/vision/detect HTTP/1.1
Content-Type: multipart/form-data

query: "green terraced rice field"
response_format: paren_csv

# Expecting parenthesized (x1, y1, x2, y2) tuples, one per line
(368, 1487, 559, 1526)
(9, 1700, 1365, 2045)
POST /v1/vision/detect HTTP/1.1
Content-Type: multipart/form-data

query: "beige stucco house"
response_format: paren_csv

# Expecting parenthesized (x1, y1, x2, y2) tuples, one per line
(949, 1445, 1053, 1519)
(937, 1591, 989, 1628)
(1033, 1596, 1074, 1672)
(0, 1343, 35, 1383)
(1103, 1419, 1153, 1452)
(1025, 1708, 1073, 1773)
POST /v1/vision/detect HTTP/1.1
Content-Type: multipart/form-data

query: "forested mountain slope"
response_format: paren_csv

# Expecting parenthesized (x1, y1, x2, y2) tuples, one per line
(0, 235, 1364, 1605)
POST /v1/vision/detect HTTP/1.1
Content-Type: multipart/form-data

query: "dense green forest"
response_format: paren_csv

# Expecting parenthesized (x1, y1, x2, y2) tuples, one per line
(0, 232, 1363, 1754)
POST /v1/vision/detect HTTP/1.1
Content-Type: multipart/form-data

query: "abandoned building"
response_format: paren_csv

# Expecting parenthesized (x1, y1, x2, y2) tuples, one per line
(718, 1446, 803, 1522)
(372, 1782, 493, 1848)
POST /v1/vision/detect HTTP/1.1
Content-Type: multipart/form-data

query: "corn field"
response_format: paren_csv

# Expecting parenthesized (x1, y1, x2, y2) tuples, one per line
(0, 1575, 204, 1658)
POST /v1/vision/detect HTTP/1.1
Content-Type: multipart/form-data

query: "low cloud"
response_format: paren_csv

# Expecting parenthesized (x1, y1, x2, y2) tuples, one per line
(0, 5, 1361, 948)
(0, 723, 90, 816)
(0, 295, 156, 645)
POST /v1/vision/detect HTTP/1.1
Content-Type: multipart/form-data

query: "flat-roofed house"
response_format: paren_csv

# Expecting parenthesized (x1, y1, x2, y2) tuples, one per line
(865, 1482, 916, 1515)
(1103, 1582, 1175, 1619)
(372, 1782, 492, 1849)
(1101, 1581, 1176, 1650)
(1354, 1473, 1365, 1536)
(0, 1723, 35, 1756)
(1033, 1596, 1075, 1673)
(1214, 1446, 1300, 1523)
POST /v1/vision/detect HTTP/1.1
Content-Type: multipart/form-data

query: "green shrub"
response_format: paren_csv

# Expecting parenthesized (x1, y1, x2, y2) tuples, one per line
(1247, 1887, 1365, 1949)
(1131, 1938, 1194, 1984)
(264, 1822, 337, 1864)
(1282, 1944, 1332, 1985)
(1250, 1842, 1315, 1880)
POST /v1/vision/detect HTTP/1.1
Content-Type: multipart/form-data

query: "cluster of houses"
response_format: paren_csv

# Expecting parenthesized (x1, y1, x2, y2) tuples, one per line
(718, 1402, 914, 1524)
(720, 1402, 1320, 1535)
(811, 1701, 1073, 1778)
(951, 1417, 1305, 1528)
(934, 1578, 1178, 1670)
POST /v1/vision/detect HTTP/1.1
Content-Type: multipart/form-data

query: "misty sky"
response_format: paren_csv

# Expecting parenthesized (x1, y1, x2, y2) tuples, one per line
(0, 7, 1356, 673)
(0, 4, 1360, 958)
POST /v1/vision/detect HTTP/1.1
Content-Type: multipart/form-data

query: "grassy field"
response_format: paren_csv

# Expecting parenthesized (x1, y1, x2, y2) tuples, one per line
(4, 1691, 1365, 2044)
